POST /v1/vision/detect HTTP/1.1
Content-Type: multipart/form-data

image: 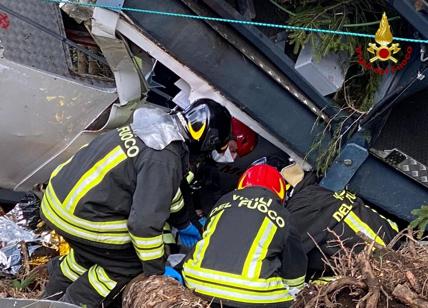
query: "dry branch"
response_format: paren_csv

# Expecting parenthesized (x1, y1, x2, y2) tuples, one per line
(293, 228, 428, 307)
(392, 284, 428, 308)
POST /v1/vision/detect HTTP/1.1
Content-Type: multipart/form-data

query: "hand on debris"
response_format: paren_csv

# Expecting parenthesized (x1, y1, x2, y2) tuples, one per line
(178, 223, 201, 248)
(164, 265, 183, 284)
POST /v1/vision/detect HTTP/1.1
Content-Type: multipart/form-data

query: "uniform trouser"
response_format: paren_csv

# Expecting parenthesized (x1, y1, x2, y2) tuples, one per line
(44, 239, 142, 308)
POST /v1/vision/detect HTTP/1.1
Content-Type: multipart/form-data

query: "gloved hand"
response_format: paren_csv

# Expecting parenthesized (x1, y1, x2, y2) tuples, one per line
(164, 266, 183, 284)
(198, 216, 207, 227)
(178, 223, 201, 247)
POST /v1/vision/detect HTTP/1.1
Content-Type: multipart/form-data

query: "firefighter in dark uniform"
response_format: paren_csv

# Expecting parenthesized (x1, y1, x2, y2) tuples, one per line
(182, 163, 307, 308)
(284, 168, 399, 275)
(40, 99, 232, 307)
(185, 118, 259, 228)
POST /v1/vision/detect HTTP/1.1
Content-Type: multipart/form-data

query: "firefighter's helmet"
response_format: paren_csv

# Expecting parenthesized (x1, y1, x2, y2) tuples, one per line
(183, 99, 231, 153)
(231, 118, 257, 157)
(237, 164, 287, 203)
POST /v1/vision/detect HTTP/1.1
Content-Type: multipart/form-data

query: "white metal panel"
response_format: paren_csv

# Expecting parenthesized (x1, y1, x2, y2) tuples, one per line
(0, 57, 117, 190)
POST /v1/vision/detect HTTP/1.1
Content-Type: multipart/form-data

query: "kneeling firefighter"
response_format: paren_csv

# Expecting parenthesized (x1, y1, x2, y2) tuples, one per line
(282, 165, 399, 275)
(40, 99, 231, 307)
(182, 163, 307, 308)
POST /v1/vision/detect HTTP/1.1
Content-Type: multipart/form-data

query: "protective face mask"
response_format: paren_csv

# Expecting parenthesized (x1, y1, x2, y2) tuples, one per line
(211, 147, 237, 163)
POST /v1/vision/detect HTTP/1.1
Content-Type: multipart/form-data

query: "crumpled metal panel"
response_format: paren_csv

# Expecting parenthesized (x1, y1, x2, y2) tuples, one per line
(0, 56, 117, 191)
(0, 0, 115, 88)
(0, 0, 70, 76)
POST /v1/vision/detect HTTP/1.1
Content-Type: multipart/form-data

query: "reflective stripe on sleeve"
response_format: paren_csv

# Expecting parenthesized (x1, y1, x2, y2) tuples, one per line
(170, 188, 184, 213)
(363, 204, 399, 233)
(242, 217, 277, 279)
(284, 276, 305, 288)
(130, 233, 163, 248)
(134, 247, 164, 261)
(163, 223, 176, 244)
(186, 171, 195, 184)
(130, 233, 165, 261)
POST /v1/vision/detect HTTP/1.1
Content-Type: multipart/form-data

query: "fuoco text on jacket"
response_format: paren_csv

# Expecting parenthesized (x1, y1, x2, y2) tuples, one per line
(117, 126, 140, 157)
(232, 194, 285, 228)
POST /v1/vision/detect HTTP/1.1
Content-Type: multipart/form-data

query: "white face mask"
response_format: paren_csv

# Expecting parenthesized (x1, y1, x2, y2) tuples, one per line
(211, 147, 237, 163)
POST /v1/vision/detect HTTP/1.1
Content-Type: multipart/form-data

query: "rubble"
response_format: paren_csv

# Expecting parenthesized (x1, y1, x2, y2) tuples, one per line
(0, 195, 65, 300)
(292, 229, 428, 308)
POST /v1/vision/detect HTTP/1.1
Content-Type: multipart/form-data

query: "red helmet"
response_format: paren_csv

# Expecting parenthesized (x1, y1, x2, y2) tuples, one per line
(237, 164, 287, 203)
(231, 118, 257, 157)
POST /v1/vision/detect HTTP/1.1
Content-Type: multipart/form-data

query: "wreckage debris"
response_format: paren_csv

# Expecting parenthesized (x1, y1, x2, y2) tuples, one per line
(0, 195, 66, 300)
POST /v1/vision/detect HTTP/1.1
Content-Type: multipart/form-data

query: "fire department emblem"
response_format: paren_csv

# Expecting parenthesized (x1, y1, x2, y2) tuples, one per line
(367, 12, 400, 63)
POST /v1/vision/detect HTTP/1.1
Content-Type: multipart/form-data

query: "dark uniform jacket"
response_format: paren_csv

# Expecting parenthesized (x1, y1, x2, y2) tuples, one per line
(287, 185, 399, 270)
(182, 186, 307, 308)
(41, 125, 189, 275)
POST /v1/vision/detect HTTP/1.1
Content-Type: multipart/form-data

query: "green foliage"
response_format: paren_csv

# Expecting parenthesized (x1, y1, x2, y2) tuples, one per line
(274, 0, 393, 112)
(272, 0, 401, 173)
(11, 276, 35, 290)
(410, 205, 428, 239)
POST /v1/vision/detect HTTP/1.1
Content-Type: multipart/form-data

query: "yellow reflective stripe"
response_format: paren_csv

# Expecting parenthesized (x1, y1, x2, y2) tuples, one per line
(185, 276, 293, 304)
(344, 211, 386, 246)
(170, 188, 184, 213)
(135, 246, 164, 261)
(311, 276, 337, 286)
(130, 234, 164, 260)
(163, 233, 176, 244)
(88, 266, 111, 298)
(44, 184, 128, 232)
(67, 249, 87, 275)
(183, 263, 287, 290)
(95, 266, 117, 291)
(284, 276, 305, 288)
(64, 146, 127, 212)
(186, 171, 195, 183)
(388, 220, 399, 233)
(52, 145, 89, 179)
(41, 191, 131, 245)
(130, 233, 163, 249)
(242, 217, 277, 279)
(364, 204, 399, 233)
(51, 157, 73, 179)
(163, 223, 176, 244)
(60, 256, 79, 282)
(190, 210, 224, 268)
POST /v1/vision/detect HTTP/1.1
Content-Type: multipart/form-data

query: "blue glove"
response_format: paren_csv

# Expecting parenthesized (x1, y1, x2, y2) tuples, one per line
(198, 217, 207, 227)
(178, 223, 201, 248)
(164, 266, 183, 284)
